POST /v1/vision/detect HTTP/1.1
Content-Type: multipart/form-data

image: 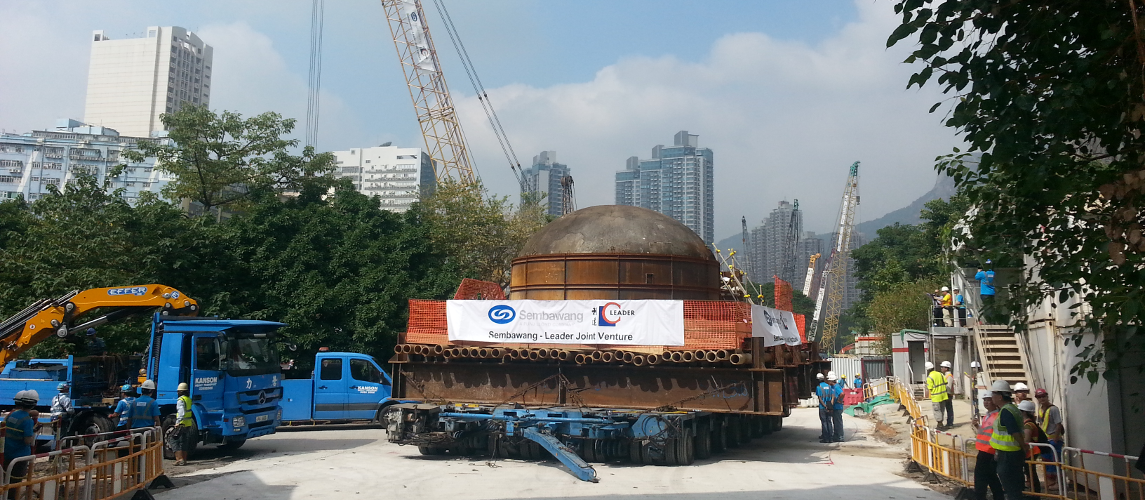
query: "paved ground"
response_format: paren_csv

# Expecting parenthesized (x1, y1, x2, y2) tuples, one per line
(155, 408, 950, 500)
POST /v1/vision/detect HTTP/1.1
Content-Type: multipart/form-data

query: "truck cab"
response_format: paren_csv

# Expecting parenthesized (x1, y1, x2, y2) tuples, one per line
(280, 352, 393, 423)
(148, 315, 285, 453)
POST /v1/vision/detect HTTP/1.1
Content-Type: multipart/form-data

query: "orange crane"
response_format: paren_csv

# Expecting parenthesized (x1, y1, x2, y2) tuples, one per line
(0, 285, 198, 366)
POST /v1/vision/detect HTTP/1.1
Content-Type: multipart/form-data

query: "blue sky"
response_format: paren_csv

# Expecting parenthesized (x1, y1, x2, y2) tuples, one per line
(0, 0, 957, 238)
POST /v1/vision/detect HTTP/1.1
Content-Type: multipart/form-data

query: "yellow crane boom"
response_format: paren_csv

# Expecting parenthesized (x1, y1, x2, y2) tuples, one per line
(810, 162, 859, 349)
(381, 0, 476, 184)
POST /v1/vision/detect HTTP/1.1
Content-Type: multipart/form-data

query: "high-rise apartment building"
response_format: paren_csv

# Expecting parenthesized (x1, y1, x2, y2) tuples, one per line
(0, 119, 172, 203)
(744, 201, 803, 286)
(84, 26, 213, 138)
(796, 232, 824, 294)
(615, 131, 714, 243)
(331, 145, 436, 212)
(522, 151, 571, 217)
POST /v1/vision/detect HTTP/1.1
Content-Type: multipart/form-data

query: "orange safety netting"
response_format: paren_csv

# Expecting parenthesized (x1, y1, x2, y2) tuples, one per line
(401, 299, 751, 350)
(794, 313, 806, 343)
(453, 278, 506, 300)
(774, 276, 793, 312)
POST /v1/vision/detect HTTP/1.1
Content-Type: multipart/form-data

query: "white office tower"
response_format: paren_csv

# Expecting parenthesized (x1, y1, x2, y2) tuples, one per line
(84, 27, 213, 138)
(331, 145, 437, 212)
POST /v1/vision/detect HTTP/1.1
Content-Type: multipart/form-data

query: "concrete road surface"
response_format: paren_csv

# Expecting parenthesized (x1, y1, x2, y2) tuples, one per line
(156, 408, 949, 500)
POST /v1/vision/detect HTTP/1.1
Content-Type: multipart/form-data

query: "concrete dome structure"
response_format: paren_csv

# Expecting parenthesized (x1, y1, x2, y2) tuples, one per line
(509, 205, 720, 300)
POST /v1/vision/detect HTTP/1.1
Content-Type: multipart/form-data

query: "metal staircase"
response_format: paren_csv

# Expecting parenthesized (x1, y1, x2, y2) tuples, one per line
(973, 323, 1031, 388)
(952, 268, 1034, 389)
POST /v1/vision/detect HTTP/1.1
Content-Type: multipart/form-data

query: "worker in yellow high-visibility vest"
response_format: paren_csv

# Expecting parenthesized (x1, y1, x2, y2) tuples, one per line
(174, 383, 195, 466)
(926, 361, 954, 430)
(989, 380, 1029, 500)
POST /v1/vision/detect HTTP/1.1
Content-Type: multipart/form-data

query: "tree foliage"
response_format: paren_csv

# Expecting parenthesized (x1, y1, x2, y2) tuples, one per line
(125, 106, 336, 215)
(867, 281, 940, 354)
(889, 1, 1145, 379)
(417, 180, 550, 288)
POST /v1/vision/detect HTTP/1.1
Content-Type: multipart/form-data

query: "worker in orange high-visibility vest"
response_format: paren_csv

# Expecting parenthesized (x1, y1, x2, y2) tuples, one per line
(973, 390, 1005, 500)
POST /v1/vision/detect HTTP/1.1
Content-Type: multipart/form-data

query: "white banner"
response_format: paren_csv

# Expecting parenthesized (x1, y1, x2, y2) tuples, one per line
(751, 305, 803, 346)
(447, 300, 684, 346)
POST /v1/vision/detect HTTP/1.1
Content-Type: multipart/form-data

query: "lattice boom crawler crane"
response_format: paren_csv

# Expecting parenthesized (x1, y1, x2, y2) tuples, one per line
(383, 206, 828, 482)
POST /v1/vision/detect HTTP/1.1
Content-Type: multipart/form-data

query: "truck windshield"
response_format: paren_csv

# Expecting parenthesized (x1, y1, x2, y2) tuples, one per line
(223, 335, 280, 376)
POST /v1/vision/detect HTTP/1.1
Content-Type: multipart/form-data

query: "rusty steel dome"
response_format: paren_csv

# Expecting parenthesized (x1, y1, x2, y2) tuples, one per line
(509, 205, 721, 300)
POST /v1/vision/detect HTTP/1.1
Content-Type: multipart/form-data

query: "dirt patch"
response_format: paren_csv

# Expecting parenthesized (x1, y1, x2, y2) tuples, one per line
(872, 420, 900, 444)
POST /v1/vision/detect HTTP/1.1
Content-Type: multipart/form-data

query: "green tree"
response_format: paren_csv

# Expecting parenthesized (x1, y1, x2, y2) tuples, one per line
(888, 1, 1145, 380)
(416, 180, 549, 288)
(867, 281, 940, 354)
(125, 106, 335, 216)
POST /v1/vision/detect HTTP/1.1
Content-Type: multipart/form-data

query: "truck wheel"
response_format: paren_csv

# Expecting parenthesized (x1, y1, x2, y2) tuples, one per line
(629, 439, 644, 464)
(677, 428, 695, 465)
(694, 426, 712, 460)
(218, 438, 246, 451)
(418, 445, 445, 455)
(162, 415, 198, 460)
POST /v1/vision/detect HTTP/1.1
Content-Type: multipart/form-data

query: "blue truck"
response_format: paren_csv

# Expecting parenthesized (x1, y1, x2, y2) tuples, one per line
(0, 285, 285, 457)
(280, 352, 395, 424)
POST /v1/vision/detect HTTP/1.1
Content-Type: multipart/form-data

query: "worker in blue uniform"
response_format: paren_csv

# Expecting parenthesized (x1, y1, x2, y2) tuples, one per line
(4, 390, 39, 484)
(816, 372, 833, 443)
(832, 372, 846, 442)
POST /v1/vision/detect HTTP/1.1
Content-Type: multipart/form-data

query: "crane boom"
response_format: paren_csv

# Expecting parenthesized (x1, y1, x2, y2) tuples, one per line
(0, 285, 199, 366)
(382, 0, 476, 184)
(802, 253, 820, 296)
(809, 162, 859, 349)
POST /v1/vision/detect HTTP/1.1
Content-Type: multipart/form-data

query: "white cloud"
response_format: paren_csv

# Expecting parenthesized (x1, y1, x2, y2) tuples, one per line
(196, 22, 370, 149)
(454, 0, 956, 238)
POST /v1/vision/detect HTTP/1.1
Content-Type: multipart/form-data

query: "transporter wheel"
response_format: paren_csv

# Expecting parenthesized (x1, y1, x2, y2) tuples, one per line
(772, 415, 783, 432)
(711, 419, 728, 453)
(694, 426, 712, 460)
(629, 439, 646, 464)
(581, 439, 601, 463)
(726, 417, 742, 448)
(673, 428, 694, 465)
(418, 445, 446, 455)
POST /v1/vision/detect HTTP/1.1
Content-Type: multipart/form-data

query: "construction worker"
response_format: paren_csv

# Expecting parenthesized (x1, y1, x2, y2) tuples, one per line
(50, 382, 73, 417)
(940, 286, 954, 326)
(830, 371, 845, 442)
(816, 372, 833, 443)
(840, 373, 848, 388)
(1035, 388, 1063, 491)
(976, 260, 997, 322)
(973, 390, 1005, 500)
(109, 384, 136, 430)
(174, 382, 194, 465)
(853, 373, 863, 392)
(953, 287, 967, 326)
(1012, 382, 1029, 404)
(926, 361, 951, 429)
(989, 380, 1029, 500)
(1019, 400, 1046, 494)
(128, 380, 161, 430)
(4, 390, 39, 484)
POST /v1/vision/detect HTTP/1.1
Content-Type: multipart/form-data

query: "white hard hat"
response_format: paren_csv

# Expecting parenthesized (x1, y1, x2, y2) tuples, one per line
(827, 371, 838, 381)
(141, 379, 156, 390)
(941, 286, 950, 291)
(816, 373, 825, 380)
(990, 380, 1012, 393)
(925, 362, 935, 370)
(1018, 400, 1036, 412)
(941, 361, 952, 368)
(177, 382, 190, 392)
(970, 361, 981, 368)
(1013, 382, 1029, 391)
(980, 390, 992, 398)
(25, 389, 39, 401)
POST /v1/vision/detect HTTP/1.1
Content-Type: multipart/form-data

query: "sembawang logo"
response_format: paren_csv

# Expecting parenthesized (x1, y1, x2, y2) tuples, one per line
(488, 305, 516, 324)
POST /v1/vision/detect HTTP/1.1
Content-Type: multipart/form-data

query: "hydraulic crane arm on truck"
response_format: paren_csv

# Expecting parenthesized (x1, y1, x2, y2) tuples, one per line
(0, 285, 199, 366)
